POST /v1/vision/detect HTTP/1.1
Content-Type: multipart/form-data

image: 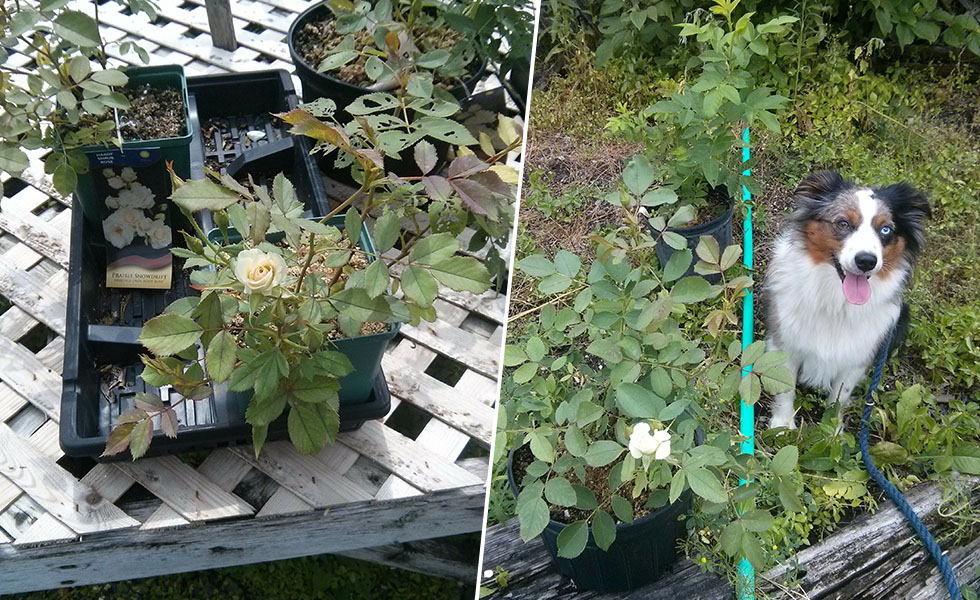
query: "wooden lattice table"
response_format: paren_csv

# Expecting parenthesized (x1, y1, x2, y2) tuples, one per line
(0, 1, 509, 593)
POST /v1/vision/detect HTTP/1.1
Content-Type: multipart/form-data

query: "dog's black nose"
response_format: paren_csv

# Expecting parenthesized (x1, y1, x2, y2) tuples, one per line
(855, 252, 878, 272)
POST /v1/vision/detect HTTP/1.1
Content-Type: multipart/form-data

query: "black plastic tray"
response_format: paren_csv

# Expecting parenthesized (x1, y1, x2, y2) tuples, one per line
(61, 70, 389, 460)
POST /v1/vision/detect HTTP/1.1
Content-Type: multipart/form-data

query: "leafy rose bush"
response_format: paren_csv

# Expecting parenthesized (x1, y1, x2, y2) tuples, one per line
(0, 0, 155, 197)
(105, 104, 520, 460)
(498, 167, 805, 577)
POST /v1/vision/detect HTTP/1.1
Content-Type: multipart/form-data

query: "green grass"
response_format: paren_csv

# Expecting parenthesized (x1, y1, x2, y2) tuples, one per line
(6, 554, 470, 600)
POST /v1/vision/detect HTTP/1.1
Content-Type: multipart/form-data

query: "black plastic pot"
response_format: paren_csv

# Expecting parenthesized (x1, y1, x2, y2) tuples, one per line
(506, 448, 693, 592)
(60, 70, 388, 460)
(653, 196, 734, 283)
(287, 1, 486, 107)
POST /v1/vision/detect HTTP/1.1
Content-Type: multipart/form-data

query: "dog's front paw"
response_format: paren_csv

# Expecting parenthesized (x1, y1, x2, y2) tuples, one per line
(769, 409, 798, 430)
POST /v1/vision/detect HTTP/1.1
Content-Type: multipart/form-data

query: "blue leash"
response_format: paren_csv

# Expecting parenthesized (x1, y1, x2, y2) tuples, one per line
(859, 328, 962, 600)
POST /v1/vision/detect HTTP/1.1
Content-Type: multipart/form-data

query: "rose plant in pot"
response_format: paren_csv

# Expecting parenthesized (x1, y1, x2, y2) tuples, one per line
(498, 170, 800, 591)
(0, 1, 192, 224)
(604, 0, 797, 278)
(288, 0, 487, 108)
(104, 102, 518, 460)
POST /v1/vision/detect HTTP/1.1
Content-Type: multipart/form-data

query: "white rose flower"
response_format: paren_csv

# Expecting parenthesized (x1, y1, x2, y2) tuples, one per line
(120, 167, 138, 183)
(113, 207, 147, 231)
(105, 196, 120, 209)
(103, 217, 135, 249)
(117, 183, 155, 209)
(136, 216, 156, 235)
(102, 168, 116, 178)
(628, 423, 671, 467)
(107, 177, 126, 189)
(234, 248, 287, 294)
(146, 223, 172, 249)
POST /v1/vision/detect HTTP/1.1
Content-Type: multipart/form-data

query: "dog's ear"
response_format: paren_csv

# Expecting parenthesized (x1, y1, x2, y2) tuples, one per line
(878, 182, 931, 257)
(794, 170, 847, 204)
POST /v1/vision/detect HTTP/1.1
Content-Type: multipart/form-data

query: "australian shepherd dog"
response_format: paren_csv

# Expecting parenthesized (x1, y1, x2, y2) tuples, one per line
(765, 171, 931, 430)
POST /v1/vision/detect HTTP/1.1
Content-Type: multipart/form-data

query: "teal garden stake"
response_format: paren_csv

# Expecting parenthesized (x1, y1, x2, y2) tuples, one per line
(738, 126, 755, 600)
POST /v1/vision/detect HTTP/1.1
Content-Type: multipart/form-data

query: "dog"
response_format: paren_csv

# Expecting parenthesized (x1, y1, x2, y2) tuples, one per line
(765, 171, 930, 430)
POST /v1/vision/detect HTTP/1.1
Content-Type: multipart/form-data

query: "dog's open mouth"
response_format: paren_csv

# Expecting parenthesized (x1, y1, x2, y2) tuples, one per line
(833, 257, 871, 305)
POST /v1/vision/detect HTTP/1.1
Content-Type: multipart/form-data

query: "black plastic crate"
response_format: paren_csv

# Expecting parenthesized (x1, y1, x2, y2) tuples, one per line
(61, 70, 390, 460)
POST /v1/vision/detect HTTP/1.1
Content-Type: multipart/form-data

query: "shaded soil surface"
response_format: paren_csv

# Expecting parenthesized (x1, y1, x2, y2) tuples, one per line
(512, 444, 658, 525)
(523, 130, 642, 197)
(294, 16, 464, 86)
(119, 84, 186, 140)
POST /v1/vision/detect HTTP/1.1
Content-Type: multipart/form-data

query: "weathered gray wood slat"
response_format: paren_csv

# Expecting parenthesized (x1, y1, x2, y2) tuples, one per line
(0, 424, 139, 535)
(339, 535, 481, 582)
(0, 485, 486, 595)
(0, 207, 70, 268)
(0, 261, 68, 338)
(483, 481, 980, 600)
(0, 336, 62, 422)
(339, 420, 483, 493)
(228, 443, 375, 508)
(113, 456, 255, 521)
(399, 306, 501, 377)
(382, 353, 496, 445)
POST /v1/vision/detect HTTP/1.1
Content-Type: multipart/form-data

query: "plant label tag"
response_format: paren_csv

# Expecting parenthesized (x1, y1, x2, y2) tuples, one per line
(95, 149, 174, 290)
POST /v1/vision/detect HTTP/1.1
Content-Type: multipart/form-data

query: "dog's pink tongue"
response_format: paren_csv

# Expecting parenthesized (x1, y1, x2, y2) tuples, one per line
(843, 273, 871, 305)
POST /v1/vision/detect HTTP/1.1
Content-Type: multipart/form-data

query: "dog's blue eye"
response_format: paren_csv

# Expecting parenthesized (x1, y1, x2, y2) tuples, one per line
(880, 226, 892, 236)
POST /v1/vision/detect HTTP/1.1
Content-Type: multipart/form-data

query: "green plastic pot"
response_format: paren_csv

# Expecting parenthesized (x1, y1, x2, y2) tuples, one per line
(207, 214, 400, 404)
(75, 65, 193, 227)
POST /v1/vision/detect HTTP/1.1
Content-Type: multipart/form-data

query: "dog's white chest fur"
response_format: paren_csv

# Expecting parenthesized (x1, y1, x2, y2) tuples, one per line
(767, 237, 904, 391)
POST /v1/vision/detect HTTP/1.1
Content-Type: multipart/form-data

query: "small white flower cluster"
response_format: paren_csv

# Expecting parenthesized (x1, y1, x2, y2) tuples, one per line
(101, 167, 172, 249)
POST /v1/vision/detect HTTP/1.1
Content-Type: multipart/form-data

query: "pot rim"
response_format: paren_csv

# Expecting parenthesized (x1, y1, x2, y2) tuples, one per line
(80, 64, 193, 149)
(666, 195, 735, 235)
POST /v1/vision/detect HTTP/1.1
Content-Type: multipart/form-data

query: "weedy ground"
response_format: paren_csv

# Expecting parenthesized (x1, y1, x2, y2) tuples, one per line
(492, 37, 980, 583)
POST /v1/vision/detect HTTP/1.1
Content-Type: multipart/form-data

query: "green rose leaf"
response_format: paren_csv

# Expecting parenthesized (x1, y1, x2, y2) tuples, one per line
(171, 178, 241, 213)
(671, 276, 718, 303)
(205, 330, 237, 384)
(517, 495, 550, 542)
(611, 495, 634, 523)
(585, 441, 623, 467)
(129, 419, 153, 460)
(770, 445, 799, 477)
(555, 520, 589, 559)
(52, 163, 78, 197)
(616, 382, 661, 418)
(401, 265, 439, 307)
(592, 509, 617, 551)
(363, 259, 390, 298)
(0, 146, 29, 175)
(415, 117, 478, 145)
(372, 212, 401, 254)
(564, 425, 587, 458)
(623, 155, 654, 196)
(516, 255, 555, 277)
(428, 256, 492, 294)
(663, 249, 693, 282)
(54, 10, 102, 47)
(409, 232, 459, 265)
(138, 314, 203, 356)
(740, 509, 776, 533)
(287, 400, 339, 454)
(544, 477, 577, 507)
(685, 467, 727, 504)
